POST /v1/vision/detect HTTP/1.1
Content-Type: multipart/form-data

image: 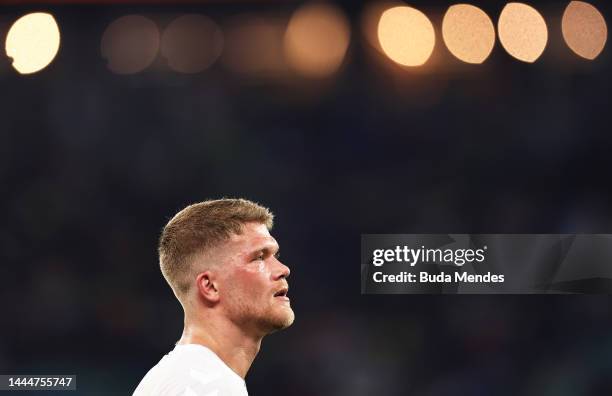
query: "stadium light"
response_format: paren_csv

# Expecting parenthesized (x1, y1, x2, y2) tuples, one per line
(377, 6, 435, 67)
(442, 4, 495, 64)
(562, 1, 607, 60)
(5, 12, 61, 74)
(283, 3, 350, 78)
(498, 2, 548, 63)
(101, 15, 159, 74)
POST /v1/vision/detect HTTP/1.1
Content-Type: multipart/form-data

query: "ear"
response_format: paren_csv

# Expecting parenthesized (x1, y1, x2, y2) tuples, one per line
(196, 271, 220, 304)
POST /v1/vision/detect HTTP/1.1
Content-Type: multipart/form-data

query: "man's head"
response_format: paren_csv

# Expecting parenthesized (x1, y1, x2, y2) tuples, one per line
(159, 198, 294, 336)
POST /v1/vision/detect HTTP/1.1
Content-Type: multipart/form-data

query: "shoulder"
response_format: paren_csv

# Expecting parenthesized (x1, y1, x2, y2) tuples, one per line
(132, 345, 248, 396)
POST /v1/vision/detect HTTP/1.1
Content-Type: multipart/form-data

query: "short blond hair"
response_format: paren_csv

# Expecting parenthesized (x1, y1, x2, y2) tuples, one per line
(159, 198, 274, 297)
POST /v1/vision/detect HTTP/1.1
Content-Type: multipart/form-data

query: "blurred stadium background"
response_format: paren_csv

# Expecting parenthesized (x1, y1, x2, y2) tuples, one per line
(1, 0, 612, 394)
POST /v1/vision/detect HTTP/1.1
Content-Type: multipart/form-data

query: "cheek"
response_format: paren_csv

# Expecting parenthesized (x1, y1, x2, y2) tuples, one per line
(256, 261, 270, 275)
(244, 261, 272, 277)
(235, 264, 273, 295)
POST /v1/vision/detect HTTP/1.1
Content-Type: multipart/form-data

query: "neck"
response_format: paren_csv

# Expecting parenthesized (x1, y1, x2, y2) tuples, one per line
(177, 313, 263, 379)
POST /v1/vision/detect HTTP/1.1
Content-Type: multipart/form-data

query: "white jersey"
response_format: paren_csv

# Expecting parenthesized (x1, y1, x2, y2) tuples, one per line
(133, 344, 249, 396)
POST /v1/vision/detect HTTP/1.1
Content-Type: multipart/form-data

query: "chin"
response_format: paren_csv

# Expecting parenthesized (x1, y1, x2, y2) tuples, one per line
(264, 308, 295, 333)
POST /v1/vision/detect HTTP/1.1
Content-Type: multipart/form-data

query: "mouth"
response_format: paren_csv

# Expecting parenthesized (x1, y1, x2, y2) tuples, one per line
(273, 287, 290, 301)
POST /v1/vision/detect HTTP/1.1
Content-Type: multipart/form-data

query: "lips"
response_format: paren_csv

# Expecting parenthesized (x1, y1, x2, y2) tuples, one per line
(273, 287, 288, 298)
(273, 285, 290, 303)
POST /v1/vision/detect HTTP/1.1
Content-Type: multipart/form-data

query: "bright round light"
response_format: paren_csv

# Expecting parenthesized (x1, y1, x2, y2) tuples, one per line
(442, 4, 495, 64)
(284, 3, 350, 78)
(101, 15, 160, 74)
(161, 14, 223, 73)
(5, 13, 61, 74)
(377, 6, 435, 67)
(498, 3, 548, 63)
(562, 1, 607, 60)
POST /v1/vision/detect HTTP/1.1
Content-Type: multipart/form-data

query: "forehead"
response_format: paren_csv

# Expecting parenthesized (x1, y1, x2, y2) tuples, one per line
(225, 222, 278, 253)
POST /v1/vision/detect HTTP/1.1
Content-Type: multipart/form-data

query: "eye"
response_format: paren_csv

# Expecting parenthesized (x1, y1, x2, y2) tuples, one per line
(252, 253, 265, 262)
(274, 252, 281, 259)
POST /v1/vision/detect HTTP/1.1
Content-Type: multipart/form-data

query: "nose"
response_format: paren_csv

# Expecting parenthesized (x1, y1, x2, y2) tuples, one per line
(273, 258, 290, 280)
